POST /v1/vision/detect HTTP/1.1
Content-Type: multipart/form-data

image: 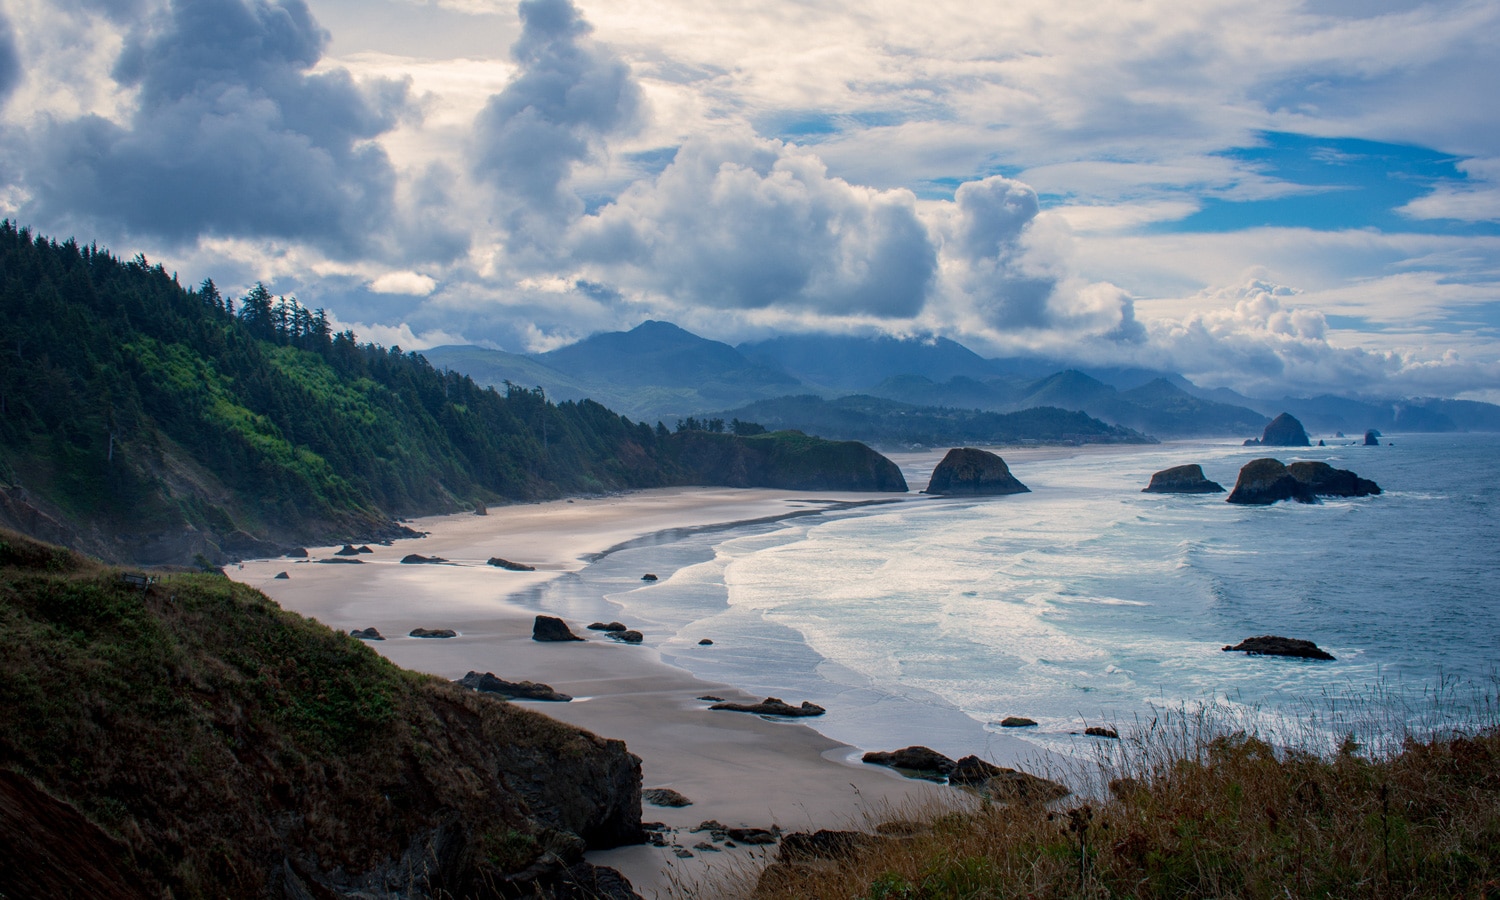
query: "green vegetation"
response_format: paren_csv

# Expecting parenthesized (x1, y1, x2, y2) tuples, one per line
(742, 705, 1500, 900)
(0, 528, 641, 898)
(1, 223, 900, 564)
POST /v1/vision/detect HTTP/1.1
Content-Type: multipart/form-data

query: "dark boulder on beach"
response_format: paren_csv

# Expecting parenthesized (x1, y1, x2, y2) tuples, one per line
(1143, 464, 1224, 494)
(334, 544, 361, 556)
(488, 557, 535, 571)
(698, 638, 714, 646)
(1288, 461, 1381, 497)
(999, 716, 1037, 727)
(709, 697, 826, 717)
(861, 746, 956, 777)
(457, 671, 573, 701)
(641, 573, 658, 582)
(608, 630, 644, 644)
(409, 628, 456, 639)
(1258, 412, 1312, 447)
(350, 627, 384, 641)
(273, 571, 289, 579)
(588, 622, 628, 632)
(642, 788, 692, 808)
(1223, 635, 1335, 660)
(285, 548, 308, 558)
(399, 553, 447, 564)
(924, 448, 1030, 496)
(533, 615, 585, 642)
(1226, 458, 1316, 505)
(948, 755, 1005, 787)
(1085, 726, 1119, 739)
(317, 557, 364, 564)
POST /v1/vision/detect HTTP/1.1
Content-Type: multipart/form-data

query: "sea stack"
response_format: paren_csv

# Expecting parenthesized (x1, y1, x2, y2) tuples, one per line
(1142, 464, 1224, 494)
(1226, 458, 1315, 505)
(1258, 413, 1311, 447)
(1364, 429, 1381, 446)
(1287, 461, 1381, 497)
(925, 448, 1030, 496)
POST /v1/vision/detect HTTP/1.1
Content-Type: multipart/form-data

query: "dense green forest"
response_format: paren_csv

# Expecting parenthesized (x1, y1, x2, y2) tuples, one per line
(0, 223, 894, 564)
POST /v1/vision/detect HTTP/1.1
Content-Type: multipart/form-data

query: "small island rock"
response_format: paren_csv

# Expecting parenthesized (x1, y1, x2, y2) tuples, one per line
(709, 697, 826, 717)
(641, 573, 658, 582)
(1364, 429, 1381, 446)
(1288, 461, 1381, 497)
(456, 671, 572, 701)
(1143, 464, 1224, 494)
(409, 627, 457, 639)
(1223, 635, 1335, 660)
(924, 448, 1030, 496)
(697, 638, 714, 646)
(350, 627, 384, 641)
(861, 746, 956, 777)
(532, 615, 584, 642)
(1226, 458, 1316, 505)
(1257, 412, 1312, 447)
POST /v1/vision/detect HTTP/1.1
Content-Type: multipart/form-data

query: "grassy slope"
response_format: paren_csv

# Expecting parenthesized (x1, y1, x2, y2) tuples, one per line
(0, 529, 641, 898)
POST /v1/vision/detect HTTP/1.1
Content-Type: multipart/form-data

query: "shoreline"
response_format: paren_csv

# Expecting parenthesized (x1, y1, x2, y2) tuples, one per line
(232, 444, 1163, 894)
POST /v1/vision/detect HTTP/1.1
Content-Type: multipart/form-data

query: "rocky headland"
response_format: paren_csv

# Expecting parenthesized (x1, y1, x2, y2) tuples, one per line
(923, 448, 1030, 496)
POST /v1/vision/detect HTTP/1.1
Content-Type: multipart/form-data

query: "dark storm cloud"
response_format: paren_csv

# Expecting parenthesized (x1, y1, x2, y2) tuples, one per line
(26, 0, 409, 257)
(950, 176, 1058, 329)
(471, 0, 642, 243)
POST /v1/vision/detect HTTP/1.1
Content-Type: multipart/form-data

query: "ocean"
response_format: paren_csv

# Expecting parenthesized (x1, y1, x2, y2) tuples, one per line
(529, 433, 1500, 764)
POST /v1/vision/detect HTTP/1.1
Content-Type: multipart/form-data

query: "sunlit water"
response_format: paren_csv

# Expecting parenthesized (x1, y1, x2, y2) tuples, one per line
(531, 434, 1500, 761)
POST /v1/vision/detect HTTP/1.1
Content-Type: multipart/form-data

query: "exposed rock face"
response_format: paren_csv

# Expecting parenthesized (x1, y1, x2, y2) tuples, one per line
(708, 697, 826, 717)
(1226, 458, 1316, 505)
(1259, 413, 1311, 447)
(409, 628, 457, 639)
(924, 448, 1030, 496)
(642, 788, 692, 808)
(488, 557, 535, 571)
(1223, 635, 1336, 660)
(533, 615, 584, 642)
(399, 553, 447, 564)
(1364, 429, 1381, 446)
(350, 627, 384, 641)
(1288, 461, 1381, 497)
(861, 746, 956, 776)
(1143, 464, 1224, 494)
(457, 671, 574, 701)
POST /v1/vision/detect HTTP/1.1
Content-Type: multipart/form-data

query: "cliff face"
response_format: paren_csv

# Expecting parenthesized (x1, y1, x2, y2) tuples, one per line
(668, 430, 909, 492)
(0, 530, 642, 899)
(923, 448, 1030, 496)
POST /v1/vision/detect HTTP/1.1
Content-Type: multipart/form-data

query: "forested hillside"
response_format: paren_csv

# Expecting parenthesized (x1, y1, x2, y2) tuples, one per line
(0, 224, 831, 564)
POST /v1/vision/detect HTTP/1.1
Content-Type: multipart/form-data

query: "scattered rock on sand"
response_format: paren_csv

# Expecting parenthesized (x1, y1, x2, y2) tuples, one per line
(607, 630, 644, 644)
(456, 670, 572, 701)
(727, 827, 780, 845)
(588, 621, 628, 632)
(694, 842, 719, 852)
(350, 627, 384, 641)
(532, 615, 584, 642)
(317, 557, 364, 565)
(409, 628, 457, 639)
(641, 573, 658, 581)
(399, 553, 447, 564)
(334, 544, 361, 556)
(642, 788, 692, 808)
(1084, 726, 1119, 739)
(999, 716, 1037, 727)
(697, 695, 725, 703)
(709, 697, 826, 717)
(861, 746, 956, 777)
(488, 557, 535, 571)
(672, 848, 693, 859)
(1142, 464, 1225, 494)
(1223, 635, 1336, 660)
(285, 548, 308, 558)
(924, 447, 1030, 496)
(273, 571, 289, 579)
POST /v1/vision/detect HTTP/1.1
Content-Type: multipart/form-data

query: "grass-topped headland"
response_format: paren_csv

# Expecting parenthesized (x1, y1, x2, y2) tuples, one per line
(716, 697, 1500, 899)
(0, 528, 644, 898)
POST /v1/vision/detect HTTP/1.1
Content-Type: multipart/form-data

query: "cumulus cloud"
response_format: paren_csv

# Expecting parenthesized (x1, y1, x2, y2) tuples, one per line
(0, 13, 20, 103)
(471, 0, 642, 247)
(369, 271, 437, 295)
(570, 132, 936, 318)
(23, 0, 410, 256)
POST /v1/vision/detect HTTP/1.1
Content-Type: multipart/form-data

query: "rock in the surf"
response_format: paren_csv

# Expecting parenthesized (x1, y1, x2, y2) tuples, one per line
(709, 697, 826, 717)
(860, 746, 956, 777)
(1287, 461, 1381, 498)
(1226, 458, 1316, 505)
(1222, 635, 1335, 660)
(1142, 464, 1224, 494)
(924, 448, 1030, 496)
(532, 615, 584, 642)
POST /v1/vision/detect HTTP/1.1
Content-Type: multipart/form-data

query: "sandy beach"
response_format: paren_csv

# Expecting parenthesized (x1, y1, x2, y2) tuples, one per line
(232, 445, 1156, 894)
(234, 485, 960, 895)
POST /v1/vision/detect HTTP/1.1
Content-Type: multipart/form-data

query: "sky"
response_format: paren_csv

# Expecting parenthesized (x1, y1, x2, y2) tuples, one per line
(2, 0, 1498, 401)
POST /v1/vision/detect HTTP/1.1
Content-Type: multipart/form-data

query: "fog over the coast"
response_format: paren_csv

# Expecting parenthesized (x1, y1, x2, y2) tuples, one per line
(2, 0, 1498, 400)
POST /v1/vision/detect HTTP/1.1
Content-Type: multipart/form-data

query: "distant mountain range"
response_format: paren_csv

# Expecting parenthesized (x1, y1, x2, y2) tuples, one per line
(424, 322, 1500, 441)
